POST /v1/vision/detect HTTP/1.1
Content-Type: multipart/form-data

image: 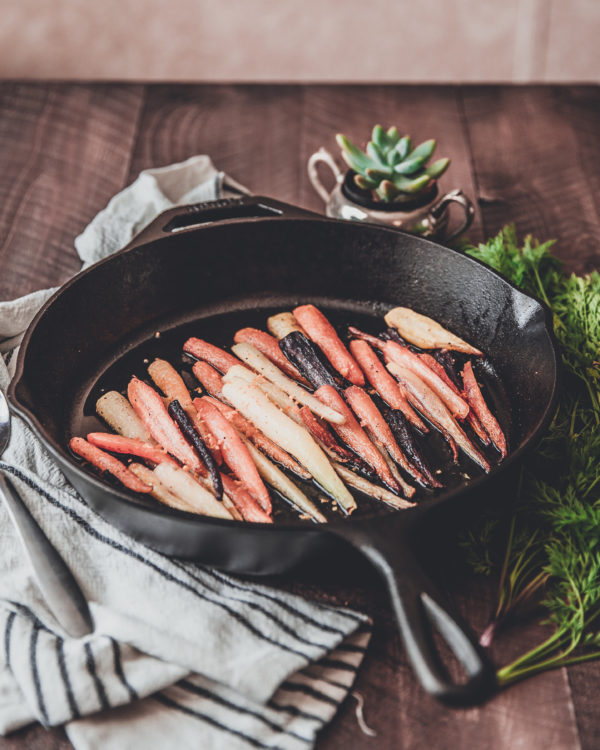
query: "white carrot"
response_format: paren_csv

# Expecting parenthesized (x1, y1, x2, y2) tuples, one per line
(222, 377, 356, 513)
(231, 342, 345, 425)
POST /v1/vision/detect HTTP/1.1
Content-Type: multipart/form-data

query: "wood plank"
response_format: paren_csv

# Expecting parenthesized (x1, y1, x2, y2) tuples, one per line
(0, 82, 145, 300)
(126, 84, 304, 202)
(460, 85, 600, 270)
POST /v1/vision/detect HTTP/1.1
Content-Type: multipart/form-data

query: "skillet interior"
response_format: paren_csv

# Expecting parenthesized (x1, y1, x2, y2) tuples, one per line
(10, 214, 557, 534)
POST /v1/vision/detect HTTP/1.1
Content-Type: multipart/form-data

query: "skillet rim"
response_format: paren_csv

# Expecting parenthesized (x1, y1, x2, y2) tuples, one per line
(7, 211, 560, 533)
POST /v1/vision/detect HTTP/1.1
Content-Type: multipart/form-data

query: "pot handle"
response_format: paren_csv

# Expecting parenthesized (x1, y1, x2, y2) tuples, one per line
(121, 195, 322, 251)
(307, 148, 344, 204)
(429, 189, 475, 243)
(330, 523, 496, 705)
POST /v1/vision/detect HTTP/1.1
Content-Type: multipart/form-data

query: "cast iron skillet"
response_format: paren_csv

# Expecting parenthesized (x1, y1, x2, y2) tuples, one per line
(8, 196, 559, 706)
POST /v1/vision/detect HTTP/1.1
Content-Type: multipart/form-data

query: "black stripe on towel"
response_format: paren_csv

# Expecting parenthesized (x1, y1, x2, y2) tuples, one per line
(267, 701, 326, 724)
(154, 693, 285, 750)
(84, 642, 110, 711)
(278, 681, 339, 708)
(169, 560, 341, 652)
(110, 638, 138, 701)
(4, 611, 16, 669)
(0, 466, 315, 661)
(179, 679, 312, 744)
(30, 623, 50, 725)
(56, 639, 81, 720)
(176, 560, 363, 634)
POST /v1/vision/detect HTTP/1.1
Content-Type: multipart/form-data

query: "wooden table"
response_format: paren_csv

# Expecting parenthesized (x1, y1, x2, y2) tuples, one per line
(1, 83, 599, 750)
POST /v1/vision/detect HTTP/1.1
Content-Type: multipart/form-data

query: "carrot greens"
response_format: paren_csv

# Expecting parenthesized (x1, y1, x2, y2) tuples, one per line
(458, 225, 600, 685)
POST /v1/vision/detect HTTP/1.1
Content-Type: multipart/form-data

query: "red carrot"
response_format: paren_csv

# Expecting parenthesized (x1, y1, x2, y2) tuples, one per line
(193, 396, 272, 513)
(299, 405, 355, 461)
(343, 386, 427, 486)
(462, 361, 507, 458)
(234, 327, 309, 385)
(205, 397, 311, 479)
(70, 437, 152, 493)
(220, 474, 272, 524)
(192, 360, 226, 397)
(294, 305, 365, 385)
(315, 385, 400, 492)
(183, 337, 241, 374)
(127, 377, 203, 472)
(383, 341, 470, 420)
(349, 339, 427, 432)
(86, 433, 178, 467)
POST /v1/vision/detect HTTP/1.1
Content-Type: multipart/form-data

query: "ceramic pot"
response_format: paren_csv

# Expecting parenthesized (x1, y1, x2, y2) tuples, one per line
(308, 147, 474, 242)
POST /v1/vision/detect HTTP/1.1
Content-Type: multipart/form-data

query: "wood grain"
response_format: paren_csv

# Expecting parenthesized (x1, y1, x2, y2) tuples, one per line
(0, 83, 598, 750)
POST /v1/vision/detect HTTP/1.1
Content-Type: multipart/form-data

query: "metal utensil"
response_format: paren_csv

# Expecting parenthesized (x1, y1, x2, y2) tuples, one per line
(0, 388, 93, 637)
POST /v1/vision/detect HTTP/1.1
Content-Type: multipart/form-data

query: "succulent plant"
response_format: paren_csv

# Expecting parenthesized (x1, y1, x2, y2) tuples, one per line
(336, 125, 450, 203)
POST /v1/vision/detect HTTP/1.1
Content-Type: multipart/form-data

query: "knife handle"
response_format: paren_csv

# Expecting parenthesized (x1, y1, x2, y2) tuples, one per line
(0, 472, 93, 638)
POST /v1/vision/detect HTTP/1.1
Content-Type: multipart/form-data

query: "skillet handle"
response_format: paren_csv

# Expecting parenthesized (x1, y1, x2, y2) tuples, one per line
(331, 524, 496, 705)
(122, 195, 322, 250)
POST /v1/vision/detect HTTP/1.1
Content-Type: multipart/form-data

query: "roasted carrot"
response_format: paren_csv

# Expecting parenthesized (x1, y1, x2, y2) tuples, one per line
(168, 400, 223, 499)
(234, 327, 309, 385)
(152, 463, 233, 520)
(222, 377, 356, 513)
(344, 386, 428, 488)
(384, 306, 483, 355)
(205, 397, 311, 479)
(148, 359, 194, 415)
(129, 462, 199, 513)
(69, 437, 152, 493)
(194, 396, 272, 514)
(418, 352, 462, 396)
(383, 341, 470, 420)
(183, 337, 241, 374)
(220, 474, 272, 523)
(231, 343, 345, 424)
(192, 360, 226, 397)
(96, 391, 154, 443)
(387, 362, 491, 472)
(462, 360, 507, 458)
(315, 385, 400, 493)
(86, 433, 178, 467)
(127, 377, 203, 472)
(267, 312, 305, 339)
(293, 305, 365, 386)
(279, 331, 338, 389)
(333, 463, 415, 510)
(349, 339, 427, 432)
(385, 409, 441, 488)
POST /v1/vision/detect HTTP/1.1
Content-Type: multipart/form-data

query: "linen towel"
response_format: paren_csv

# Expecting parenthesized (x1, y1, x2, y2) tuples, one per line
(0, 156, 371, 750)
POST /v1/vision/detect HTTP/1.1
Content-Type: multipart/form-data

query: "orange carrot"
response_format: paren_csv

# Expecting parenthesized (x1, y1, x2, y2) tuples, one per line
(69, 437, 152, 493)
(148, 359, 194, 414)
(206, 397, 311, 479)
(194, 396, 272, 513)
(314, 385, 400, 492)
(234, 327, 309, 385)
(220, 474, 272, 523)
(293, 305, 365, 386)
(343, 386, 427, 487)
(127, 377, 203, 472)
(349, 339, 427, 432)
(86, 433, 178, 467)
(462, 361, 507, 458)
(383, 341, 470, 420)
(183, 337, 241, 374)
(192, 360, 225, 397)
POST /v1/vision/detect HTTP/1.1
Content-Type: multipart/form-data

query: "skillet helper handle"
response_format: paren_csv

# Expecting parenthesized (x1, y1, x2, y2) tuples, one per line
(333, 525, 496, 705)
(430, 189, 475, 243)
(122, 195, 321, 250)
(0, 472, 94, 638)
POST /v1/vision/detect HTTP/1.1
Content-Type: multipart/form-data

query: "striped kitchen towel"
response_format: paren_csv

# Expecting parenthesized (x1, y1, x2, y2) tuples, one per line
(0, 156, 371, 749)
